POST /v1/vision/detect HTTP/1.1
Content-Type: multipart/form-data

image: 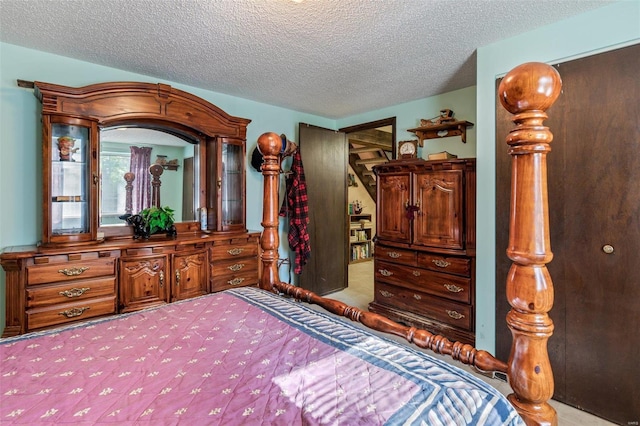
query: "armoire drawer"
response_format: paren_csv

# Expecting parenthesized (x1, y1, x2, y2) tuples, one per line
(375, 246, 417, 266)
(26, 296, 117, 331)
(27, 258, 116, 285)
(417, 253, 471, 277)
(374, 260, 471, 303)
(26, 277, 116, 308)
(374, 282, 472, 331)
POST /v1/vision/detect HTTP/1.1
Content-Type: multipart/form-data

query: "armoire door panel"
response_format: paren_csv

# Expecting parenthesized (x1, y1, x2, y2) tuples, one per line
(376, 172, 411, 242)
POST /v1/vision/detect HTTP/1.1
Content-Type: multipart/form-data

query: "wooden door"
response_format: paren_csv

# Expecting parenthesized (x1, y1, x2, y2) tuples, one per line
(376, 171, 411, 243)
(413, 170, 463, 249)
(297, 124, 348, 295)
(119, 255, 169, 313)
(496, 44, 640, 425)
(172, 249, 208, 301)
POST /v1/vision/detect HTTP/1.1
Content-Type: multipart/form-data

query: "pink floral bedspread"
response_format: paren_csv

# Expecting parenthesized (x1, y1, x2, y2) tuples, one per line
(1, 287, 522, 425)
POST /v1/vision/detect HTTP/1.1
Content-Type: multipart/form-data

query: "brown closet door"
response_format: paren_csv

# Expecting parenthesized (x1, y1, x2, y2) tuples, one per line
(297, 124, 348, 295)
(496, 44, 640, 425)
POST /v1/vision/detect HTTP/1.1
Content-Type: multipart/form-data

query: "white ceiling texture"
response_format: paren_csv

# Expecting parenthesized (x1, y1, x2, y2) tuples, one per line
(0, 0, 614, 119)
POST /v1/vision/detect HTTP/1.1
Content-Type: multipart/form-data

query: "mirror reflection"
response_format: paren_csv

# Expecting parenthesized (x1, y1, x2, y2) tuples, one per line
(99, 128, 196, 226)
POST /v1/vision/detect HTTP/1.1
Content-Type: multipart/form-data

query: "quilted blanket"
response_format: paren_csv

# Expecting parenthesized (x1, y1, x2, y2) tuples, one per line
(1, 287, 523, 425)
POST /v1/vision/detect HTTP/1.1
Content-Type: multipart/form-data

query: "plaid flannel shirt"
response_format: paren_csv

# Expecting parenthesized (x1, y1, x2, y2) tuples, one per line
(279, 150, 311, 274)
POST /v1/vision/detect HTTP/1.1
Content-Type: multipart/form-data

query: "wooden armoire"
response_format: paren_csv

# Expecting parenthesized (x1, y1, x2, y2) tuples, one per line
(496, 44, 640, 424)
(370, 158, 476, 345)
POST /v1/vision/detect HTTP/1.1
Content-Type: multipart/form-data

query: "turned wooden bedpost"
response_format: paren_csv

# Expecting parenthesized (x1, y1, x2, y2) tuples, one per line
(258, 132, 283, 291)
(499, 62, 562, 426)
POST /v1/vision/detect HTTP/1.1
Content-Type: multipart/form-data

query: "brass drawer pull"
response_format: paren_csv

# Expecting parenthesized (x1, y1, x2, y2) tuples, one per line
(228, 263, 245, 272)
(159, 271, 164, 288)
(227, 248, 244, 256)
(387, 252, 401, 259)
(59, 287, 90, 298)
(378, 269, 393, 277)
(59, 307, 90, 318)
(432, 259, 450, 268)
(444, 284, 464, 293)
(58, 266, 89, 276)
(175, 270, 181, 286)
(446, 310, 465, 320)
(379, 290, 394, 298)
(412, 270, 421, 277)
(413, 294, 422, 300)
(228, 277, 245, 286)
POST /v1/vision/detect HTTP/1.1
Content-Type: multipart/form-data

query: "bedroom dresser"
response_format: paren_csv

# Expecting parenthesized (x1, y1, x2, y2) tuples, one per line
(1, 80, 259, 337)
(369, 158, 476, 345)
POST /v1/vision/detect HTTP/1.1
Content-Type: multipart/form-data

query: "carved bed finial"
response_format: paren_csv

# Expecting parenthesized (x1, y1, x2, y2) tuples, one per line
(258, 132, 283, 291)
(498, 62, 562, 426)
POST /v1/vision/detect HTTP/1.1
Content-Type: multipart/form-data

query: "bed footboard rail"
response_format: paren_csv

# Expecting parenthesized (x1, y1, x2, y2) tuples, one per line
(272, 279, 508, 373)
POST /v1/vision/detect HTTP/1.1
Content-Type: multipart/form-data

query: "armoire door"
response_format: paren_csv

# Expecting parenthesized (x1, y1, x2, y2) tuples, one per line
(496, 44, 640, 425)
(297, 124, 348, 295)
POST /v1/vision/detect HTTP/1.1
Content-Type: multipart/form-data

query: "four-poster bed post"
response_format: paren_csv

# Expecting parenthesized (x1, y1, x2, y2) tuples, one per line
(257, 61, 561, 426)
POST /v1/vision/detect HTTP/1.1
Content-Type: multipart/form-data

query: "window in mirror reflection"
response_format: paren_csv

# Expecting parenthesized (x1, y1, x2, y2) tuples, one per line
(99, 128, 197, 227)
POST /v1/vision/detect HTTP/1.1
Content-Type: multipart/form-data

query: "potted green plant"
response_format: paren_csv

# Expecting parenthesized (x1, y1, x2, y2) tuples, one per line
(139, 206, 177, 237)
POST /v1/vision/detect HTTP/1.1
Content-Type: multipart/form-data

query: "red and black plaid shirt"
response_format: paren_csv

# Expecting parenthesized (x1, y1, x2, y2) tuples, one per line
(279, 150, 311, 274)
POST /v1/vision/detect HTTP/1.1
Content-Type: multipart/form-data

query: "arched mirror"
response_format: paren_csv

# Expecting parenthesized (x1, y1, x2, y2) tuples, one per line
(33, 80, 250, 244)
(99, 128, 199, 227)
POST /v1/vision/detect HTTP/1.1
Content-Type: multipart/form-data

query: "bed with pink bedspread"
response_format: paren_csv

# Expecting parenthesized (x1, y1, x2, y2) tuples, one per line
(1, 286, 522, 425)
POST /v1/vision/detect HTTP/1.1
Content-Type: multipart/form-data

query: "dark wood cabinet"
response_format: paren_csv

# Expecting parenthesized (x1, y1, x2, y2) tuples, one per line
(370, 158, 476, 345)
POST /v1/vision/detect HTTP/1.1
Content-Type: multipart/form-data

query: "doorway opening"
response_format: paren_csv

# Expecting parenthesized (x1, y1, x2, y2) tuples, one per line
(336, 118, 396, 309)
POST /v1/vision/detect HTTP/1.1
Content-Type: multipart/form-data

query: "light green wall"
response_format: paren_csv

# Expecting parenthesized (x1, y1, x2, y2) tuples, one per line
(474, 1, 639, 352)
(0, 43, 334, 332)
(338, 86, 477, 159)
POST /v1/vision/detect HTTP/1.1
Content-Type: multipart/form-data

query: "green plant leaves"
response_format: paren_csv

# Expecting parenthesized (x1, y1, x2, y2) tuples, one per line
(139, 206, 175, 235)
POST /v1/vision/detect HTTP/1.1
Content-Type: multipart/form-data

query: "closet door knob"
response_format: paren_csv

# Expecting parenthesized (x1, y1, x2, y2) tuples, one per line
(602, 244, 614, 254)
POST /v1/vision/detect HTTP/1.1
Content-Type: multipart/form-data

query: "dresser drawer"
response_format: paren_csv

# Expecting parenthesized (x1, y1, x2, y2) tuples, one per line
(27, 258, 116, 285)
(26, 296, 117, 331)
(375, 260, 471, 304)
(212, 257, 258, 279)
(374, 282, 472, 331)
(211, 267, 259, 292)
(417, 253, 471, 277)
(375, 246, 417, 266)
(210, 242, 259, 260)
(26, 277, 116, 308)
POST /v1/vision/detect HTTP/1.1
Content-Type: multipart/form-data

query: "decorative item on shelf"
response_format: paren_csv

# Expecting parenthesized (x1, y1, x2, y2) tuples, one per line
(420, 109, 456, 127)
(120, 206, 177, 239)
(428, 151, 458, 160)
(155, 155, 180, 171)
(56, 136, 78, 161)
(351, 200, 364, 214)
(398, 140, 418, 159)
(408, 108, 474, 146)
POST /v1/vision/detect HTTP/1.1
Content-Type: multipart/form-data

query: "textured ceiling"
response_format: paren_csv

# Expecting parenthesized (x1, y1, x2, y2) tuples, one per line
(0, 0, 613, 118)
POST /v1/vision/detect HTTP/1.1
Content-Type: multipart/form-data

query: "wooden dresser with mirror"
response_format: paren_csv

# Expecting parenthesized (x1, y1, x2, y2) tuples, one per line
(0, 81, 259, 337)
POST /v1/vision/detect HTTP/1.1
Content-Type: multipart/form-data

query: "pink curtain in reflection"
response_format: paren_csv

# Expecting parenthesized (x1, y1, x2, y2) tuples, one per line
(129, 146, 152, 213)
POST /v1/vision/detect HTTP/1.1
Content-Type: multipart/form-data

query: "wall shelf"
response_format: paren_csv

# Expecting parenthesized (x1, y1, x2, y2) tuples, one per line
(408, 120, 474, 146)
